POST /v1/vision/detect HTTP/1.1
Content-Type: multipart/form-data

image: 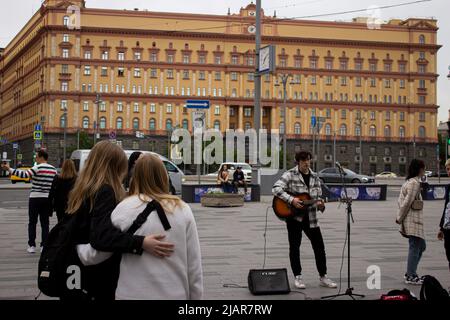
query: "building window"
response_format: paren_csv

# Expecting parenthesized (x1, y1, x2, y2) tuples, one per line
(355, 62, 362, 70)
(245, 122, 251, 130)
(355, 77, 362, 87)
(369, 63, 377, 71)
(400, 112, 405, 121)
(84, 66, 91, 76)
(214, 105, 220, 115)
(231, 56, 238, 65)
(399, 79, 405, 89)
(310, 76, 317, 85)
(419, 35, 425, 44)
(370, 78, 376, 87)
(355, 126, 361, 136)
(183, 55, 190, 64)
(369, 125, 376, 137)
(340, 61, 347, 70)
(341, 109, 347, 119)
(231, 89, 237, 97)
(167, 54, 174, 63)
(214, 120, 220, 131)
(385, 111, 390, 121)
(384, 64, 391, 72)
(84, 51, 91, 59)
(149, 118, 156, 130)
(340, 77, 347, 86)
(419, 112, 425, 122)
(384, 79, 391, 88)
(134, 52, 141, 61)
(133, 103, 139, 113)
(166, 104, 173, 113)
(339, 124, 347, 136)
(215, 56, 221, 64)
(325, 124, 331, 135)
(370, 111, 376, 120)
(99, 117, 106, 129)
(116, 117, 123, 129)
(61, 82, 69, 91)
(419, 79, 426, 89)
(325, 76, 332, 85)
(418, 126, 426, 138)
(117, 68, 125, 77)
(101, 51, 109, 60)
(215, 72, 221, 81)
(132, 118, 139, 130)
(325, 61, 332, 70)
(399, 64, 406, 73)
(63, 34, 69, 43)
(244, 108, 252, 117)
(199, 71, 206, 80)
(183, 70, 189, 79)
(60, 115, 66, 128)
(399, 126, 405, 138)
(149, 68, 157, 78)
(182, 119, 189, 130)
(134, 68, 141, 77)
(279, 58, 286, 67)
(384, 125, 391, 137)
(83, 101, 89, 111)
(294, 123, 301, 134)
(63, 16, 70, 26)
(62, 49, 69, 58)
(150, 53, 158, 62)
(248, 73, 254, 81)
(166, 119, 173, 130)
(418, 65, 426, 73)
(199, 55, 206, 64)
(279, 122, 285, 134)
(117, 102, 123, 112)
(418, 96, 426, 104)
(310, 60, 317, 69)
(82, 117, 90, 129)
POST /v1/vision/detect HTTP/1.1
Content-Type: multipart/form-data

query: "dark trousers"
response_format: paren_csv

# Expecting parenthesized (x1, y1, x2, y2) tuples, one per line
(444, 230, 450, 270)
(233, 180, 248, 193)
(286, 217, 327, 277)
(28, 197, 52, 247)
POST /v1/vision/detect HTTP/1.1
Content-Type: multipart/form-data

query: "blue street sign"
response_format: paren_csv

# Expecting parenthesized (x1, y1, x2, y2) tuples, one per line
(35, 124, 42, 131)
(311, 116, 316, 127)
(12, 143, 18, 149)
(186, 100, 210, 109)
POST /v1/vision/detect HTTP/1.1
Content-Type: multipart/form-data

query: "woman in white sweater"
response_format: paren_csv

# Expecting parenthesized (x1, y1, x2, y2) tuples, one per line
(111, 154, 203, 300)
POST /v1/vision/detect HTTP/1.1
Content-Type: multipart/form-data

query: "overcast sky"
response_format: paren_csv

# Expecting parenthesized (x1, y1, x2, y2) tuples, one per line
(1, 0, 449, 122)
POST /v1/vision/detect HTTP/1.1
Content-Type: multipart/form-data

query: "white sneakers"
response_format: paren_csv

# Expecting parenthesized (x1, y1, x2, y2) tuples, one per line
(320, 275, 338, 288)
(294, 275, 337, 289)
(27, 246, 36, 254)
(294, 275, 306, 289)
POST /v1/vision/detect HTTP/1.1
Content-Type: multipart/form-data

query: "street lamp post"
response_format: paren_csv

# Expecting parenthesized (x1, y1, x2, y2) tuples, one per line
(355, 115, 366, 174)
(63, 106, 67, 160)
(275, 74, 294, 170)
(93, 94, 102, 145)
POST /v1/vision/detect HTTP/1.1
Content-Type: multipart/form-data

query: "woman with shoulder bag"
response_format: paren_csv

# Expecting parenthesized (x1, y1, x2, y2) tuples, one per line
(396, 159, 426, 285)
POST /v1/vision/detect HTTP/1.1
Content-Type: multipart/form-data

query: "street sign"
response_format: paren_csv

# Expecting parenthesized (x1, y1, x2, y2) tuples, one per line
(192, 110, 206, 132)
(186, 100, 210, 109)
(34, 131, 43, 140)
(311, 116, 316, 127)
(17, 154, 22, 160)
(35, 124, 42, 131)
(109, 131, 116, 139)
(12, 143, 18, 149)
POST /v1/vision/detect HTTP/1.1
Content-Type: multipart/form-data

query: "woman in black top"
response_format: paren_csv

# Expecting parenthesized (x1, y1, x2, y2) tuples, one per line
(66, 141, 175, 300)
(49, 159, 77, 222)
(125, 151, 142, 190)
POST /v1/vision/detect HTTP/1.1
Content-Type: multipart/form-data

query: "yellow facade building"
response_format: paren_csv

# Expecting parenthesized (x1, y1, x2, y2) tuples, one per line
(0, 0, 441, 174)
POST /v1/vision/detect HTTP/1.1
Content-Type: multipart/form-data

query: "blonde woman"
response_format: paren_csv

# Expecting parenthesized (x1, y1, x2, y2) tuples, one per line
(396, 159, 426, 285)
(49, 159, 77, 222)
(110, 154, 203, 300)
(67, 141, 175, 300)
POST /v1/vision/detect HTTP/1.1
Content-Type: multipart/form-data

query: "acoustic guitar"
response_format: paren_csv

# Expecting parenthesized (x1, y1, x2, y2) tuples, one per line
(272, 192, 328, 220)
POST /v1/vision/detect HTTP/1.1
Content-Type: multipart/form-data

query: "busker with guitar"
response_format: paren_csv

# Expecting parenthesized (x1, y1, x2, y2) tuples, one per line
(272, 151, 337, 289)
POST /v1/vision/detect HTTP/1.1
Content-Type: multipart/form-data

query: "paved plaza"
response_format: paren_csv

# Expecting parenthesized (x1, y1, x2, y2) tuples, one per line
(0, 186, 449, 300)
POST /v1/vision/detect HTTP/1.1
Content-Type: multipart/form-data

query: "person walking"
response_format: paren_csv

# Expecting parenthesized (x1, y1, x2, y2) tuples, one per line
(124, 151, 142, 190)
(49, 159, 77, 222)
(438, 158, 450, 275)
(396, 159, 426, 285)
(1, 149, 57, 253)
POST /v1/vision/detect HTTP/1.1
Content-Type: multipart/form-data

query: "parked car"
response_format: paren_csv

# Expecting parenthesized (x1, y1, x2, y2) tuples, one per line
(375, 171, 398, 178)
(207, 162, 252, 183)
(70, 149, 185, 194)
(318, 167, 375, 184)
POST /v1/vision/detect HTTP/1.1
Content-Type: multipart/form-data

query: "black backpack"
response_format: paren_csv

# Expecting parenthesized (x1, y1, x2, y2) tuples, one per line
(420, 275, 450, 301)
(37, 200, 171, 299)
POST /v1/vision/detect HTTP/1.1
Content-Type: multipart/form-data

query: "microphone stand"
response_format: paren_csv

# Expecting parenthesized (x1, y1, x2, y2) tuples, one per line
(321, 164, 365, 300)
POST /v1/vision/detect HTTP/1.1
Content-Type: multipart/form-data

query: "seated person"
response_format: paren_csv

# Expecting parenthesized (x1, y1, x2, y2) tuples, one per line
(217, 165, 233, 193)
(233, 166, 248, 194)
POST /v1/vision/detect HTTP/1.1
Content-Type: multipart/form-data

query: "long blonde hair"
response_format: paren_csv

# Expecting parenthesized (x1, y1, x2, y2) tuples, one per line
(60, 159, 77, 180)
(67, 141, 127, 214)
(129, 154, 183, 213)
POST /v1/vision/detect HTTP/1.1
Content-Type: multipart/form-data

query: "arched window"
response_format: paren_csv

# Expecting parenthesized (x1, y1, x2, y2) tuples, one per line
(369, 125, 376, 137)
(182, 119, 189, 130)
(418, 126, 426, 138)
(116, 117, 123, 129)
(399, 126, 405, 138)
(63, 16, 70, 26)
(355, 125, 361, 137)
(339, 124, 347, 136)
(384, 125, 391, 137)
(245, 122, 251, 131)
(325, 124, 331, 135)
(166, 119, 173, 130)
(419, 34, 425, 44)
(214, 120, 220, 131)
(294, 122, 301, 134)
(279, 122, 285, 134)
(99, 117, 106, 129)
(149, 118, 156, 130)
(82, 116, 89, 129)
(133, 118, 139, 130)
(60, 115, 66, 128)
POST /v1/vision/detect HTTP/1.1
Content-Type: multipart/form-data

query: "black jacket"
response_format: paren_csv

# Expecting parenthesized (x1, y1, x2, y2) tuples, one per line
(49, 176, 76, 214)
(233, 170, 245, 182)
(73, 185, 144, 300)
(441, 184, 449, 231)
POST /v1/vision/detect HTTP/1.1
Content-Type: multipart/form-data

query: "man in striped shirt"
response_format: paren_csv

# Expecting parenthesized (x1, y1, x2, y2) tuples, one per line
(2, 150, 57, 253)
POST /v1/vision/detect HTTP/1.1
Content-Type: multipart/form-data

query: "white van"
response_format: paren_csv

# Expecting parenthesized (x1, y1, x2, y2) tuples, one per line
(70, 149, 184, 194)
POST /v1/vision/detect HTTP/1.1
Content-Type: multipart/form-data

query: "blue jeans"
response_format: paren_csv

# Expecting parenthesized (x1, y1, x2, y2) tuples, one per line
(407, 236, 426, 277)
(221, 182, 233, 193)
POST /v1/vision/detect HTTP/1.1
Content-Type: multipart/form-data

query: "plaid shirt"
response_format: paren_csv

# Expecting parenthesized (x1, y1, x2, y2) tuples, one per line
(272, 166, 323, 228)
